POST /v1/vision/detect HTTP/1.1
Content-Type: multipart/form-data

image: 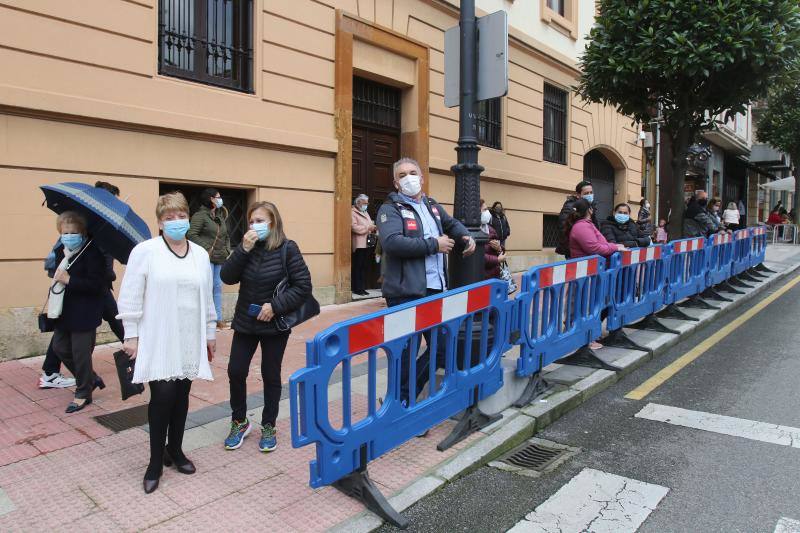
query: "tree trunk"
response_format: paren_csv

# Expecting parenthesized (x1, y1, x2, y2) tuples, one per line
(667, 127, 692, 240)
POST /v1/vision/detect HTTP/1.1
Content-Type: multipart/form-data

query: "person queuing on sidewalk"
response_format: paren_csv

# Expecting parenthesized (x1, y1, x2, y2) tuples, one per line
(683, 190, 721, 238)
(187, 187, 231, 330)
(566, 199, 626, 350)
(637, 197, 654, 237)
(481, 200, 506, 280)
(655, 219, 669, 244)
(601, 203, 651, 249)
(39, 181, 122, 389)
(220, 201, 312, 453)
(767, 207, 783, 225)
(377, 157, 476, 406)
(117, 192, 217, 494)
(708, 198, 723, 227)
(489, 201, 511, 248)
(351, 194, 377, 296)
(557, 180, 598, 258)
(722, 202, 741, 231)
(48, 211, 108, 413)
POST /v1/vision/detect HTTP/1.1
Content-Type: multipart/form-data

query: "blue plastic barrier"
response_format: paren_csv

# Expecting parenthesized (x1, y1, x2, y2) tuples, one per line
(731, 229, 752, 276)
(606, 245, 669, 331)
(664, 237, 707, 304)
(289, 279, 509, 490)
(516, 256, 606, 377)
(750, 226, 768, 267)
(706, 232, 735, 287)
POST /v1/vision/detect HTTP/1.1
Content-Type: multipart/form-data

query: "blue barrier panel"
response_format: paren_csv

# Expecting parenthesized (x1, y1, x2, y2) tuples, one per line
(664, 237, 707, 304)
(606, 245, 669, 331)
(706, 232, 735, 287)
(731, 229, 751, 276)
(516, 256, 606, 377)
(289, 279, 508, 489)
(750, 226, 767, 267)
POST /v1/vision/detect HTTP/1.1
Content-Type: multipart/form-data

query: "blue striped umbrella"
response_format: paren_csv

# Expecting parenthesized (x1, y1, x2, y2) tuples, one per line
(41, 182, 151, 264)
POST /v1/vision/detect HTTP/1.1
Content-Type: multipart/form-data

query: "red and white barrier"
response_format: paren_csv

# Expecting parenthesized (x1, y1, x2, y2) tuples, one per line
(621, 246, 662, 266)
(672, 238, 705, 253)
(537, 257, 600, 288)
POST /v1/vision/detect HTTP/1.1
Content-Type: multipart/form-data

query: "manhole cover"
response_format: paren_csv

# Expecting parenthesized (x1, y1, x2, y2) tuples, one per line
(94, 405, 148, 432)
(491, 438, 579, 477)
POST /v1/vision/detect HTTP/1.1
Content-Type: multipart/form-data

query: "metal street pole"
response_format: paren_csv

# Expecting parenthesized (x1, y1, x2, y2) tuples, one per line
(449, 0, 487, 289)
(654, 104, 662, 225)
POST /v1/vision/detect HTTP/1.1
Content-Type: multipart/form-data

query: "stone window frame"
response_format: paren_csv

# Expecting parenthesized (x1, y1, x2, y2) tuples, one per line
(540, 0, 579, 39)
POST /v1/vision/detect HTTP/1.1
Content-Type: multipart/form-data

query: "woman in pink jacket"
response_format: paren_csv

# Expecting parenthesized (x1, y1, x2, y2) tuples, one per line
(351, 194, 376, 296)
(566, 198, 625, 349)
(567, 199, 625, 259)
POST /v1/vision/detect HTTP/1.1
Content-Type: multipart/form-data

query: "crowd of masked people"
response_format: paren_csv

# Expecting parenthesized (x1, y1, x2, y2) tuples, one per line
(41, 182, 313, 494)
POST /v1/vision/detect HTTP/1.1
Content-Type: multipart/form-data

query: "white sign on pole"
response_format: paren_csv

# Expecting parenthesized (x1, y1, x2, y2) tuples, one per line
(444, 10, 509, 108)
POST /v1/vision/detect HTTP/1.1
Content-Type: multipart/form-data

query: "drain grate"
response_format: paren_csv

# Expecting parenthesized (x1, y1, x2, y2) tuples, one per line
(491, 438, 579, 477)
(94, 404, 149, 432)
(504, 443, 564, 470)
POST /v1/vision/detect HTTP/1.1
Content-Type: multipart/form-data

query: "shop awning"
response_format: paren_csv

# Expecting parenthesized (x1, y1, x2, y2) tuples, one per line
(759, 176, 795, 192)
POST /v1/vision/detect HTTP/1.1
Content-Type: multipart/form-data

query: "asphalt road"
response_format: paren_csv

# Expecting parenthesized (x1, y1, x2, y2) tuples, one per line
(380, 271, 800, 533)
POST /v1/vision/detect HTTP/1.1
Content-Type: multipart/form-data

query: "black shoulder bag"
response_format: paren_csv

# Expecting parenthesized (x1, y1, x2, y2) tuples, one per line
(273, 241, 320, 332)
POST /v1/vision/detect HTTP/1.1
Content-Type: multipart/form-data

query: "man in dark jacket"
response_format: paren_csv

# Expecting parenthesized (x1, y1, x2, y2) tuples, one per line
(556, 180, 598, 258)
(377, 157, 476, 405)
(683, 190, 719, 238)
(601, 203, 651, 248)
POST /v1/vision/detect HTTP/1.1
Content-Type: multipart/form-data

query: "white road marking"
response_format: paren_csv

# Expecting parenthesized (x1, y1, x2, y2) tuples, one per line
(775, 517, 800, 533)
(507, 468, 669, 533)
(636, 403, 800, 449)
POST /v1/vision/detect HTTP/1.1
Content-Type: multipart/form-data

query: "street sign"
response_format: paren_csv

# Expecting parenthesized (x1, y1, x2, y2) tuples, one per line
(444, 10, 508, 108)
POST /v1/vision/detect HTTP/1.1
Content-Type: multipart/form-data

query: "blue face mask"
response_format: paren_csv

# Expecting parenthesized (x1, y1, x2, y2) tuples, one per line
(614, 213, 630, 224)
(163, 219, 190, 240)
(251, 222, 270, 241)
(61, 233, 84, 251)
(583, 194, 594, 204)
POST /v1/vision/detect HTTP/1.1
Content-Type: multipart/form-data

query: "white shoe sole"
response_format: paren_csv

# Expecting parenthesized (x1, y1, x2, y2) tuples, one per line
(39, 380, 75, 389)
(224, 423, 252, 450)
(259, 442, 277, 453)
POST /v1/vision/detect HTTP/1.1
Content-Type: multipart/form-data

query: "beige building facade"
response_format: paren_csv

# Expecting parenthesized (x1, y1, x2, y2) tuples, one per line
(0, 0, 641, 360)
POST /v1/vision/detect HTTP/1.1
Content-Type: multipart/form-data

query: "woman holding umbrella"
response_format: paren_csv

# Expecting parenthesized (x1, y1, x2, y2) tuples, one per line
(117, 192, 216, 494)
(49, 211, 107, 413)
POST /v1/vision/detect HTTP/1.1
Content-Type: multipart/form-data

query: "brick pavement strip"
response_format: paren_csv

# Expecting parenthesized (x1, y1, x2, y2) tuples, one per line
(0, 253, 796, 531)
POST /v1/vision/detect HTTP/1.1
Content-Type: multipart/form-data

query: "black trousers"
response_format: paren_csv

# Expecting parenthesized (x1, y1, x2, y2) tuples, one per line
(228, 331, 290, 427)
(351, 248, 369, 293)
(386, 289, 444, 404)
(146, 379, 192, 478)
(51, 328, 96, 399)
(42, 290, 124, 375)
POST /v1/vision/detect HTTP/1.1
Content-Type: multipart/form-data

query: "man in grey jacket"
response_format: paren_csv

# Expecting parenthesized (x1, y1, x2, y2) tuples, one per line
(377, 157, 476, 405)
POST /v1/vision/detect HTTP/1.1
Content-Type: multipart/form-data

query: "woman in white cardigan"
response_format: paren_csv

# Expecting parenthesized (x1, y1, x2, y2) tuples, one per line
(117, 192, 216, 494)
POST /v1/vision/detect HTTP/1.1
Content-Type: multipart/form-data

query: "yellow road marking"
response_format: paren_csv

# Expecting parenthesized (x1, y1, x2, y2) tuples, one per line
(625, 273, 800, 401)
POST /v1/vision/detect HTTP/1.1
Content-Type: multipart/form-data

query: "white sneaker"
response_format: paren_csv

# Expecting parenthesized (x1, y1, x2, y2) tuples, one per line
(39, 373, 76, 389)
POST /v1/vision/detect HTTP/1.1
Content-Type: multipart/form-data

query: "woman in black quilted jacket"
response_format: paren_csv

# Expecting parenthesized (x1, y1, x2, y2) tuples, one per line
(220, 201, 312, 453)
(600, 203, 651, 249)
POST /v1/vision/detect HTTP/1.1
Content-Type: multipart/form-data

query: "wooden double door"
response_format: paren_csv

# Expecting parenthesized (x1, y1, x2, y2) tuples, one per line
(352, 126, 400, 290)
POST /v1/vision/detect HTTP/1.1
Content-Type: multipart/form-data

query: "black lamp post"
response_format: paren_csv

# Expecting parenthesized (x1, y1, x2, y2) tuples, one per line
(449, 0, 488, 289)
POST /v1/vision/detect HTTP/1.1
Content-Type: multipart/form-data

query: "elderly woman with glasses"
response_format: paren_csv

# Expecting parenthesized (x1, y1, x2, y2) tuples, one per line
(117, 192, 217, 494)
(350, 193, 377, 296)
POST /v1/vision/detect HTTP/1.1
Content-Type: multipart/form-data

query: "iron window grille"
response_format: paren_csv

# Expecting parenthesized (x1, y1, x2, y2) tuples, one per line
(542, 214, 561, 248)
(476, 98, 503, 150)
(353, 77, 401, 131)
(158, 0, 253, 93)
(543, 84, 568, 164)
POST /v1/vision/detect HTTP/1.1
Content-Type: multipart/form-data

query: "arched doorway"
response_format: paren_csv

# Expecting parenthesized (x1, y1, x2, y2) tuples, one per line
(583, 150, 615, 222)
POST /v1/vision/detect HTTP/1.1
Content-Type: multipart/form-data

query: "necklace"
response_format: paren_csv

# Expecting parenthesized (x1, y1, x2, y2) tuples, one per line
(162, 235, 189, 259)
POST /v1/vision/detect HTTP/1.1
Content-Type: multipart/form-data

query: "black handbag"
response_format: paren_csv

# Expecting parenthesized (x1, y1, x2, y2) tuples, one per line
(366, 233, 378, 248)
(273, 242, 320, 332)
(113, 350, 145, 401)
(37, 283, 63, 333)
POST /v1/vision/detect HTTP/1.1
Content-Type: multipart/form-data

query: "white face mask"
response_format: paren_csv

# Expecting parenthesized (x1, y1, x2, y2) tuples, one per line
(480, 210, 492, 225)
(398, 175, 422, 197)
(359, 204, 368, 212)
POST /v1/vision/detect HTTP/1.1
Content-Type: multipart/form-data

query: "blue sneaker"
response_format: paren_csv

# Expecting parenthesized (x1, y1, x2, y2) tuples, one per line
(259, 424, 277, 452)
(224, 419, 252, 450)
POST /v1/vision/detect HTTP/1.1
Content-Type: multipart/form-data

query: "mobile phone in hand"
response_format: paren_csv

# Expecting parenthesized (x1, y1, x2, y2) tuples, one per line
(248, 303, 262, 317)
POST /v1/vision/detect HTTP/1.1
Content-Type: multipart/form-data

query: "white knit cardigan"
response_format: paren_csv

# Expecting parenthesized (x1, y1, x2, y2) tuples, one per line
(117, 238, 216, 383)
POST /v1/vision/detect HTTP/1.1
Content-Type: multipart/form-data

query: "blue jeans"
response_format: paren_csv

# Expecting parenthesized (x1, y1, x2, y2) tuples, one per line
(211, 263, 223, 322)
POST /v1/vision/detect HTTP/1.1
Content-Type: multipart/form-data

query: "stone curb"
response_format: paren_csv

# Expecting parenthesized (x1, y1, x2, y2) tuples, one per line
(332, 260, 800, 532)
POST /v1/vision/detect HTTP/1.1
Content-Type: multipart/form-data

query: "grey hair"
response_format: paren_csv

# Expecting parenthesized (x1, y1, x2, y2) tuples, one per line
(393, 157, 422, 179)
(353, 194, 368, 206)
